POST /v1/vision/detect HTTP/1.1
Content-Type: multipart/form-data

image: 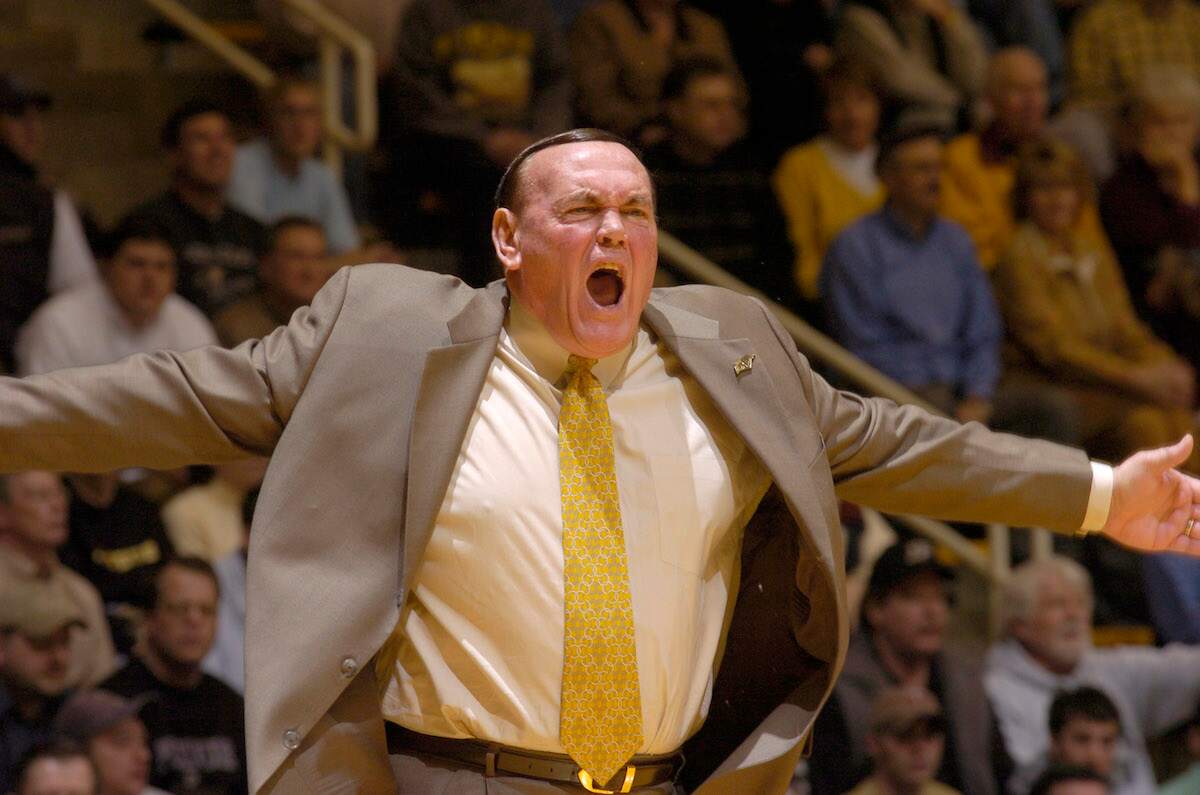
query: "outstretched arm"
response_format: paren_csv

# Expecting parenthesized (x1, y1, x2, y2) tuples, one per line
(0, 266, 350, 474)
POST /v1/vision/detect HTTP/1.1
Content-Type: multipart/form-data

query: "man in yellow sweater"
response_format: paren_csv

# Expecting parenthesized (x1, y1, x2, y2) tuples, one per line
(941, 47, 1048, 270)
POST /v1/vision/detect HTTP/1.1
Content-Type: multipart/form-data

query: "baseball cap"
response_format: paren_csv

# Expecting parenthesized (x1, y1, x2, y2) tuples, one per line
(0, 74, 51, 114)
(866, 539, 953, 601)
(0, 578, 86, 638)
(53, 690, 151, 743)
(869, 686, 947, 737)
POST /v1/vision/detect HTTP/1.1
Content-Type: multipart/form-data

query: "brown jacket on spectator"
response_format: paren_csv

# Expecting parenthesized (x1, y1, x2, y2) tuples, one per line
(993, 222, 1174, 387)
(568, 0, 742, 140)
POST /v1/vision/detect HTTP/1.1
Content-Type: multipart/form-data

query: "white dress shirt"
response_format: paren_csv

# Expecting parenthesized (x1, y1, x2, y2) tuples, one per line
(378, 300, 1115, 755)
(15, 281, 217, 376)
(378, 300, 773, 754)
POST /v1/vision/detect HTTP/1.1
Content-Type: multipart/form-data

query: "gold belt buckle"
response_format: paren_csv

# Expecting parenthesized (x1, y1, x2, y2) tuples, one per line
(577, 767, 636, 793)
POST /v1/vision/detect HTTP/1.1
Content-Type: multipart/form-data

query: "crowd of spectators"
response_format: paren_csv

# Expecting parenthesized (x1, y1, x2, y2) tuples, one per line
(5, 0, 1200, 793)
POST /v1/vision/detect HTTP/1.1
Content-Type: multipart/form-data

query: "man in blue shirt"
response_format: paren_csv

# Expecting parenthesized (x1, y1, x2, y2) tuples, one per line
(228, 78, 359, 255)
(822, 125, 1003, 426)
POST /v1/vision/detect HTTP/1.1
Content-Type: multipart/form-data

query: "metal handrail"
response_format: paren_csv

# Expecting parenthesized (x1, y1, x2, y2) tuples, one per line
(139, 0, 377, 175)
(657, 230, 1041, 638)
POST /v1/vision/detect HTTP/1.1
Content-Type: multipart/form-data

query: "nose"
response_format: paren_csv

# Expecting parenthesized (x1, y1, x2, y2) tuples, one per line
(596, 209, 627, 249)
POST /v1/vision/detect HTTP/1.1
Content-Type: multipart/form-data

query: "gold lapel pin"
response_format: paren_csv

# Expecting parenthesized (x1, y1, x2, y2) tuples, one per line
(733, 353, 756, 378)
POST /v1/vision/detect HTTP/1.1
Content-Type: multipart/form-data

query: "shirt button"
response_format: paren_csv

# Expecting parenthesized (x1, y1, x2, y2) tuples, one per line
(340, 656, 358, 678)
(282, 729, 301, 751)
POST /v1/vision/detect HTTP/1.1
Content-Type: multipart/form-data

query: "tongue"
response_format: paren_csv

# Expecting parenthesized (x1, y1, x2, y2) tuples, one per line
(587, 271, 622, 307)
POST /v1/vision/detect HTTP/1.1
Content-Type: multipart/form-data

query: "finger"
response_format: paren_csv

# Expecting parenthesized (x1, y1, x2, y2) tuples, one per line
(1147, 434, 1194, 473)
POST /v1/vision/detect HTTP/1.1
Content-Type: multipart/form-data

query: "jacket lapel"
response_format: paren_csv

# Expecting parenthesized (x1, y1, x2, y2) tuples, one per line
(402, 281, 507, 593)
(641, 298, 836, 579)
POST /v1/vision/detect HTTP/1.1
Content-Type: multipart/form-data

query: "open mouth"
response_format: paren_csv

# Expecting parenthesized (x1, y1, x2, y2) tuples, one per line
(586, 265, 625, 307)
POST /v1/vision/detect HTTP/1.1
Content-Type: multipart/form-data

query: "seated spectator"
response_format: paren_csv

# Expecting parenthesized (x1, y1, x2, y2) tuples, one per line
(1030, 766, 1110, 795)
(1045, 688, 1121, 789)
(59, 473, 175, 655)
(992, 138, 1198, 470)
(213, 217, 334, 346)
(1067, 0, 1200, 113)
(1008, 685, 1127, 794)
(774, 59, 885, 302)
(569, 0, 742, 146)
(11, 740, 96, 795)
(101, 558, 246, 795)
(848, 686, 960, 795)
(203, 490, 256, 694)
(822, 126, 1002, 424)
(161, 458, 266, 564)
(0, 74, 97, 374)
(643, 58, 791, 302)
(985, 557, 1200, 795)
(1100, 69, 1200, 370)
(15, 217, 217, 376)
(942, 48, 1107, 271)
(835, 0, 989, 131)
(0, 580, 86, 793)
(0, 472, 114, 690)
(227, 77, 359, 254)
(691, 0, 834, 161)
(808, 540, 1008, 795)
(1159, 704, 1200, 795)
(123, 101, 265, 315)
(54, 690, 169, 795)
(965, 0, 1067, 107)
(388, 0, 571, 286)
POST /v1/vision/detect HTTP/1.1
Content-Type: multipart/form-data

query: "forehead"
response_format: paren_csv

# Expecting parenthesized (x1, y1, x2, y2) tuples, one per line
(892, 137, 943, 164)
(684, 73, 738, 98)
(278, 84, 319, 106)
(181, 112, 230, 137)
(522, 141, 652, 205)
(117, 237, 175, 261)
(160, 567, 217, 599)
(995, 53, 1046, 85)
(9, 471, 60, 494)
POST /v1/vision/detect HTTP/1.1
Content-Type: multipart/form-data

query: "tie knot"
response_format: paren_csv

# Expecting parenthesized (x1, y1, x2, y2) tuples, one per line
(565, 355, 597, 378)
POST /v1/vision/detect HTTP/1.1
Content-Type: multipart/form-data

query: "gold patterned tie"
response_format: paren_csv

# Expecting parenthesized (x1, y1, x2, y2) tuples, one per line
(558, 354, 643, 788)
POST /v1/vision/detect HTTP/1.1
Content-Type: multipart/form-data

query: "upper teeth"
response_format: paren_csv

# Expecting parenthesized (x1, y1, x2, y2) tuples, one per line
(596, 265, 619, 274)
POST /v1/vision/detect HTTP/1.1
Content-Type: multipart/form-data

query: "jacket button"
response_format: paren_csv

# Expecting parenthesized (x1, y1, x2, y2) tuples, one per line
(340, 656, 358, 678)
(282, 729, 301, 751)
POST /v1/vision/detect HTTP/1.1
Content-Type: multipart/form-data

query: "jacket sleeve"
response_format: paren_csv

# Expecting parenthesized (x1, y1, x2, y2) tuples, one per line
(751, 298, 1094, 533)
(0, 266, 351, 474)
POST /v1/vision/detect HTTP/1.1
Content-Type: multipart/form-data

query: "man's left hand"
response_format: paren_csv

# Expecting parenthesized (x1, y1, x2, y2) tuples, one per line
(1101, 435, 1200, 554)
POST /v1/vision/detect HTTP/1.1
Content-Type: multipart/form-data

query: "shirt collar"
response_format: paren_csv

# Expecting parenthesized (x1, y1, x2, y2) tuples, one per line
(979, 122, 1019, 164)
(506, 297, 635, 390)
(881, 204, 939, 242)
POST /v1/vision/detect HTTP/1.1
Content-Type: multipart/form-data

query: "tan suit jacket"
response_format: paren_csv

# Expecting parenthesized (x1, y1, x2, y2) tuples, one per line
(0, 264, 1093, 793)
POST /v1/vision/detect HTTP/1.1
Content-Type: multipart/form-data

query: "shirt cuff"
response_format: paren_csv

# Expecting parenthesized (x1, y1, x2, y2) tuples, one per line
(1080, 462, 1114, 534)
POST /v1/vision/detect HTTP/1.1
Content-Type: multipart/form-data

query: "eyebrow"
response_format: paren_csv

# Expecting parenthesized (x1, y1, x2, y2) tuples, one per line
(556, 189, 653, 207)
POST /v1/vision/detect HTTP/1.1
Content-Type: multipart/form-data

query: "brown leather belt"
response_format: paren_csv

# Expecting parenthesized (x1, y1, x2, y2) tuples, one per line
(385, 723, 683, 793)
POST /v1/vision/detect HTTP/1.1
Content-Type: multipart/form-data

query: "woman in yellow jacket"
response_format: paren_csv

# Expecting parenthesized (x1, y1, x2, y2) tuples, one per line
(993, 139, 1199, 469)
(773, 60, 886, 302)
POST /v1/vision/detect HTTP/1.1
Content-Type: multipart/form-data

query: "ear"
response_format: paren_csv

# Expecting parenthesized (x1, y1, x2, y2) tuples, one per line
(492, 207, 521, 275)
